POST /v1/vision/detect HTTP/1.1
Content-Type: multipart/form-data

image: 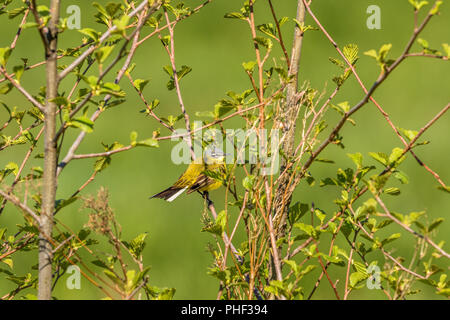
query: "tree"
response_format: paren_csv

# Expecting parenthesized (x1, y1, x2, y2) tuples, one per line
(0, 0, 449, 300)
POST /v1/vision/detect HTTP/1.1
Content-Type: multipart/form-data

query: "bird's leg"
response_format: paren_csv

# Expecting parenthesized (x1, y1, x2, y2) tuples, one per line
(197, 191, 209, 206)
(199, 191, 213, 207)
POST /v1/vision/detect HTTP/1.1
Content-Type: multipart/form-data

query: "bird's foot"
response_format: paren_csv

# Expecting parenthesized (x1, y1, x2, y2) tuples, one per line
(199, 191, 213, 207)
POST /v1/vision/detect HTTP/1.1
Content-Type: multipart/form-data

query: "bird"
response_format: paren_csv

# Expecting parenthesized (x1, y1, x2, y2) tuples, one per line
(150, 147, 227, 202)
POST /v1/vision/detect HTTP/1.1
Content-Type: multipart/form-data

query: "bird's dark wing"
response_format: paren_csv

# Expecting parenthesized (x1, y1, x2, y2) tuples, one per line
(186, 174, 214, 194)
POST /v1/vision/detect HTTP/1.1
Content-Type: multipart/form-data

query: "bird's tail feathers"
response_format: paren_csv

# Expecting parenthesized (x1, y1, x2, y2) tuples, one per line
(150, 186, 188, 202)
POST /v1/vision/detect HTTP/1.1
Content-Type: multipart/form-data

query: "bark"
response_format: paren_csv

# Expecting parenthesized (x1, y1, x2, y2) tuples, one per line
(38, 0, 60, 300)
(272, 1, 305, 236)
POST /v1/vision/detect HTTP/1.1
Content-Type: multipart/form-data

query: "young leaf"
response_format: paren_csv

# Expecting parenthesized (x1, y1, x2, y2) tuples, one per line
(202, 210, 227, 236)
(78, 28, 100, 42)
(0, 47, 12, 67)
(243, 175, 256, 190)
(347, 152, 363, 169)
(69, 116, 94, 133)
(136, 138, 159, 148)
(368, 152, 389, 166)
(224, 12, 246, 20)
(133, 79, 150, 93)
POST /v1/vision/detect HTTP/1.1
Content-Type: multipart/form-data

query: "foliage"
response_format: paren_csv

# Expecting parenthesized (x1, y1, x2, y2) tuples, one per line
(0, 0, 449, 300)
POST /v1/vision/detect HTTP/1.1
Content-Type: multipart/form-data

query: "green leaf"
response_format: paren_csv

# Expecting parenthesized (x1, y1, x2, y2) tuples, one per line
(5, 162, 19, 176)
(123, 233, 148, 259)
(78, 28, 100, 42)
(417, 38, 429, 49)
(442, 43, 450, 58)
(55, 196, 79, 211)
(242, 60, 257, 73)
(347, 152, 363, 169)
(293, 19, 317, 33)
(320, 177, 339, 187)
(2, 258, 13, 269)
(195, 111, 215, 118)
(257, 23, 277, 39)
(364, 49, 378, 59)
(288, 202, 309, 225)
(91, 259, 111, 269)
(315, 158, 334, 164)
(12, 65, 24, 83)
(130, 131, 138, 146)
(160, 35, 171, 47)
(398, 127, 418, 141)
(133, 79, 150, 93)
(437, 185, 450, 194)
(408, 0, 429, 10)
(202, 210, 227, 236)
(278, 17, 289, 27)
(389, 147, 405, 165)
(224, 12, 246, 20)
(22, 22, 39, 29)
(94, 157, 111, 172)
(0, 47, 12, 67)
(283, 260, 300, 276)
(384, 187, 401, 196)
(0, 83, 13, 95)
(242, 175, 256, 190)
(8, 6, 27, 19)
(253, 37, 273, 49)
(293, 222, 316, 237)
(429, 1, 443, 15)
(379, 43, 392, 62)
(49, 96, 70, 107)
(156, 288, 176, 300)
(136, 138, 159, 148)
(0, 228, 6, 240)
(177, 65, 192, 81)
(103, 269, 124, 288)
(394, 171, 409, 184)
(343, 43, 359, 65)
(113, 15, 130, 31)
(368, 152, 388, 166)
(382, 233, 401, 246)
(214, 103, 234, 118)
(428, 218, 444, 232)
(313, 210, 325, 226)
(95, 46, 115, 63)
(375, 219, 394, 230)
(69, 116, 94, 133)
(350, 271, 368, 288)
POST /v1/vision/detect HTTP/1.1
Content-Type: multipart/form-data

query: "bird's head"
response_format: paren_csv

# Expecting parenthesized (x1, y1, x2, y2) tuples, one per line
(204, 146, 227, 164)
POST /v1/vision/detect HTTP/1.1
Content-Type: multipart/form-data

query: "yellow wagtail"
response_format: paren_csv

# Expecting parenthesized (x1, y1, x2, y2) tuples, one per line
(150, 147, 227, 202)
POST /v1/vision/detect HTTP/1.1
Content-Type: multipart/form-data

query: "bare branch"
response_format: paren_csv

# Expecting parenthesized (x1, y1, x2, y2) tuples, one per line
(0, 67, 45, 112)
(0, 189, 40, 223)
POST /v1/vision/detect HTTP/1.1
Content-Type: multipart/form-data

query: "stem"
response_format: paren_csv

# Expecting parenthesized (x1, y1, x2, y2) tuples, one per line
(39, 0, 60, 300)
(272, 0, 305, 238)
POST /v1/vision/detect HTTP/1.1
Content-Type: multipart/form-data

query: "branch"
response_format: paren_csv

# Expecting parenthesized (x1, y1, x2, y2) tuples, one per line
(0, 67, 45, 112)
(72, 145, 133, 159)
(10, 8, 30, 50)
(0, 190, 40, 223)
(57, 6, 155, 176)
(161, 9, 195, 160)
(267, 0, 290, 69)
(58, 0, 160, 80)
(272, 0, 306, 236)
(301, 0, 447, 187)
(38, 0, 61, 301)
(373, 193, 450, 259)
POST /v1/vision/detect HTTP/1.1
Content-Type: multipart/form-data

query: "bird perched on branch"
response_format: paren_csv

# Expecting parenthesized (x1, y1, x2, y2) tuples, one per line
(150, 147, 227, 202)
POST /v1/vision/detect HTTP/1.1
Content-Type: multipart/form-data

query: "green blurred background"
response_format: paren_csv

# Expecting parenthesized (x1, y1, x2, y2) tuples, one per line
(0, 0, 449, 299)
